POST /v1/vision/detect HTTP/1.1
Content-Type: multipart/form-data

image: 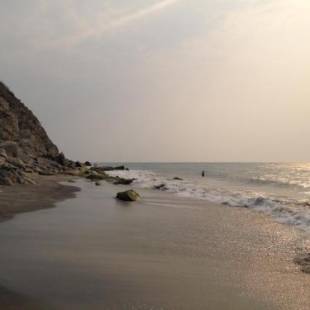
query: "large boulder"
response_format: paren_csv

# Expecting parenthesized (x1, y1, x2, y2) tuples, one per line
(116, 190, 141, 202)
(86, 171, 108, 181)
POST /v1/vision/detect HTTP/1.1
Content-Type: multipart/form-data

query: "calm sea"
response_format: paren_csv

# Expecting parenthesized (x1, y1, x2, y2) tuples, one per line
(105, 162, 310, 232)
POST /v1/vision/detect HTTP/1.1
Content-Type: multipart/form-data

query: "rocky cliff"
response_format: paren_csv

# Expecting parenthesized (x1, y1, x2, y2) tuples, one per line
(0, 82, 74, 185)
(0, 82, 127, 187)
(0, 82, 59, 159)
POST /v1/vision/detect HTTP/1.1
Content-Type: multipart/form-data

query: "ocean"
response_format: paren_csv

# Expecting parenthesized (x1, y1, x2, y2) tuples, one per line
(105, 162, 310, 232)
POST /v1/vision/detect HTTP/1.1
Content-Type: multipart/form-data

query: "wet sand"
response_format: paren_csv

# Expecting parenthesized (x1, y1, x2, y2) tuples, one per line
(0, 175, 79, 221)
(0, 175, 79, 309)
(0, 180, 309, 309)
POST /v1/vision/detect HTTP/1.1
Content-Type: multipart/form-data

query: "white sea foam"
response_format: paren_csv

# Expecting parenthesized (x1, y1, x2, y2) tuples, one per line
(107, 169, 310, 232)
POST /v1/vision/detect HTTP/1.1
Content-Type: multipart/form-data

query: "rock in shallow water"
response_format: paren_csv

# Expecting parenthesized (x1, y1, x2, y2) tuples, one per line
(116, 190, 140, 202)
(154, 183, 168, 191)
(113, 177, 135, 185)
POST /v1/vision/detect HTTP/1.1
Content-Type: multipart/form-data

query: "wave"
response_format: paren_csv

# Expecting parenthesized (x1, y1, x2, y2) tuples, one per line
(250, 175, 310, 189)
(107, 169, 310, 232)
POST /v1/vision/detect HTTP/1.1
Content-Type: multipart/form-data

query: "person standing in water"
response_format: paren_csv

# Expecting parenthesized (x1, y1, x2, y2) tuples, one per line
(201, 170, 205, 177)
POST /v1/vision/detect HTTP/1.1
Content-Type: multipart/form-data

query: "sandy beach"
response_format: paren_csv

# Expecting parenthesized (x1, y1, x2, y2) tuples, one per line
(1, 0, 310, 308)
(0, 179, 309, 309)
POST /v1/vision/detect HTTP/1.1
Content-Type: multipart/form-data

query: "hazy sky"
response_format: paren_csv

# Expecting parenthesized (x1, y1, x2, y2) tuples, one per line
(1, 0, 310, 162)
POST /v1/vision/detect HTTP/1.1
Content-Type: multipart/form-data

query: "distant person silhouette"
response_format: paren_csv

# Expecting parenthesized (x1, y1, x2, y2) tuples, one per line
(201, 170, 205, 177)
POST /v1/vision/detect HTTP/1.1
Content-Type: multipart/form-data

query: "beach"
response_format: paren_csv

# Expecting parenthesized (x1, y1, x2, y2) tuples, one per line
(0, 179, 309, 309)
(1, 0, 310, 308)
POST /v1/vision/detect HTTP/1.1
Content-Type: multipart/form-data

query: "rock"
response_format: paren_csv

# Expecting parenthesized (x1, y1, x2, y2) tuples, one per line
(99, 165, 126, 171)
(84, 161, 92, 166)
(154, 183, 168, 191)
(90, 166, 106, 174)
(0, 165, 28, 185)
(116, 190, 140, 202)
(24, 167, 34, 173)
(7, 157, 25, 169)
(66, 169, 82, 176)
(86, 171, 107, 181)
(75, 161, 82, 168)
(173, 177, 183, 181)
(23, 176, 36, 185)
(301, 265, 310, 274)
(0, 176, 14, 186)
(0, 142, 20, 158)
(113, 177, 135, 185)
(95, 181, 101, 186)
(114, 165, 125, 170)
(39, 170, 55, 176)
(55, 152, 67, 166)
(0, 148, 8, 159)
(0, 169, 15, 185)
(294, 253, 310, 274)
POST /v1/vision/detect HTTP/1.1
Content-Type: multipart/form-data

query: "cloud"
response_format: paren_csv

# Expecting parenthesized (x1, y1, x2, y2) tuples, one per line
(103, 0, 180, 30)
(49, 0, 181, 49)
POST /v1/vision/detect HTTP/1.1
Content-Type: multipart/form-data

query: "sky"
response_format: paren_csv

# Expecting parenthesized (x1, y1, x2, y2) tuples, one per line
(1, 0, 310, 162)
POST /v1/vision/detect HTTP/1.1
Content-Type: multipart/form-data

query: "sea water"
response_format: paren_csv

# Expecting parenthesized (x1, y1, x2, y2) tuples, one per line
(105, 162, 310, 232)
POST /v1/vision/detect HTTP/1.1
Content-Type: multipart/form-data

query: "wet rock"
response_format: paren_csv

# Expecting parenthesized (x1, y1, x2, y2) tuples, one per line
(154, 183, 168, 191)
(95, 181, 101, 186)
(113, 177, 135, 185)
(99, 165, 126, 171)
(86, 171, 107, 181)
(90, 166, 107, 174)
(173, 177, 183, 181)
(84, 161, 92, 167)
(116, 190, 140, 202)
